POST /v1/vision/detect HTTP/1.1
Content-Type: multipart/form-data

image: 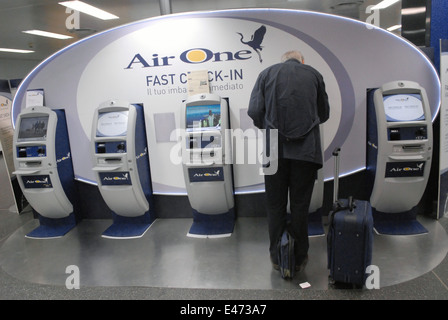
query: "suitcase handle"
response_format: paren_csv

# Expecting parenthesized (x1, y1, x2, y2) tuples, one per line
(331, 148, 357, 216)
(333, 147, 341, 204)
(332, 147, 340, 157)
(348, 196, 356, 212)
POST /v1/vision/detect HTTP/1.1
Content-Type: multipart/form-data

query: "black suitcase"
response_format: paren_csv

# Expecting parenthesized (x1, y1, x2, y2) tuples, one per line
(327, 148, 374, 287)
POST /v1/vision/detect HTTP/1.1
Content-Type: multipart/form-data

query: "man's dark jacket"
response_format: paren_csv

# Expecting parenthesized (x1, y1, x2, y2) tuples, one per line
(248, 58, 330, 167)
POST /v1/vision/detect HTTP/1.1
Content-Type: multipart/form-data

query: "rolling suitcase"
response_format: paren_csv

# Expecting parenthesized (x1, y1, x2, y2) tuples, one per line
(327, 148, 374, 287)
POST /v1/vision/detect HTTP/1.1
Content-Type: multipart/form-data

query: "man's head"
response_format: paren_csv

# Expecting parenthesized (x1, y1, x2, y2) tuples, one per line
(281, 50, 304, 64)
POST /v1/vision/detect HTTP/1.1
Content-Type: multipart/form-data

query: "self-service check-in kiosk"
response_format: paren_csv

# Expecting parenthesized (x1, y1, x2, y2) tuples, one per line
(91, 100, 155, 239)
(13, 106, 78, 238)
(367, 80, 433, 235)
(181, 93, 235, 238)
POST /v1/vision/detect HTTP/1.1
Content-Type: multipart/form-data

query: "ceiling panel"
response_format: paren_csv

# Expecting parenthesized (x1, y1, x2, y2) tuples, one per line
(0, 0, 397, 62)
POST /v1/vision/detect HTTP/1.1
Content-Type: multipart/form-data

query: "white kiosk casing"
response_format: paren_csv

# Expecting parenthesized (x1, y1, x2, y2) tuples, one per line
(13, 106, 73, 218)
(309, 164, 324, 214)
(367, 80, 433, 213)
(180, 93, 234, 215)
(91, 100, 150, 217)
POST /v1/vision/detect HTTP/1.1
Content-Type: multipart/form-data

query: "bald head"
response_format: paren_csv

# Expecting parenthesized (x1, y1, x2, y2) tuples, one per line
(281, 51, 304, 63)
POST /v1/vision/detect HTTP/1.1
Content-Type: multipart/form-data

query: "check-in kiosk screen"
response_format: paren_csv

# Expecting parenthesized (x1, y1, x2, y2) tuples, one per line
(96, 111, 129, 137)
(186, 104, 221, 131)
(383, 94, 425, 122)
(17, 116, 49, 141)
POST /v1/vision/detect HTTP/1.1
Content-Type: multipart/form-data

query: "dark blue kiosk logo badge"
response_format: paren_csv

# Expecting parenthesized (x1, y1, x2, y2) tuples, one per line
(188, 167, 224, 182)
(22, 175, 53, 188)
(99, 172, 132, 185)
(385, 161, 425, 177)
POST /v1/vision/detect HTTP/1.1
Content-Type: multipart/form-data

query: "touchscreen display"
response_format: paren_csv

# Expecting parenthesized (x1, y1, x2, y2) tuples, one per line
(96, 111, 129, 137)
(17, 116, 49, 141)
(186, 104, 221, 131)
(383, 94, 425, 122)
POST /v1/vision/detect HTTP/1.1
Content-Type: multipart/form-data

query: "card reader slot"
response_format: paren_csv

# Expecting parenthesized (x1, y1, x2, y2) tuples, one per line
(24, 161, 42, 166)
(104, 158, 122, 162)
(402, 145, 423, 150)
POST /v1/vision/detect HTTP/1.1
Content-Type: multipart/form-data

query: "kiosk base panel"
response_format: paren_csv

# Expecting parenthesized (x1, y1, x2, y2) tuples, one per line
(373, 208, 428, 235)
(102, 211, 156, 239)
(25, 213, 76, 239)
(187, 209, 235, 238)
(308, 209, 324, 237)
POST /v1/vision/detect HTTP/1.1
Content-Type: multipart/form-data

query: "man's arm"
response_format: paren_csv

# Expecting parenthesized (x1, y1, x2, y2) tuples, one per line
(317, 74, 330, 124)
(247, 74, 266, 129)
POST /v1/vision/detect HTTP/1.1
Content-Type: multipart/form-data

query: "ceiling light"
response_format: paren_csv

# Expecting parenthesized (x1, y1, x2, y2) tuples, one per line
(401, 7, 426, 15)
(23, 30, 73, 40)
(0, 48, 34, 54)
(371, 0, 400, 10)
(387, 24, 402, 31)
(58, 1, 119, 20)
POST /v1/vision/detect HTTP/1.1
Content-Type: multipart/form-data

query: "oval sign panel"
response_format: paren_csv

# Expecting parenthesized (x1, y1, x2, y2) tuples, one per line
(13, 9, 440, 194)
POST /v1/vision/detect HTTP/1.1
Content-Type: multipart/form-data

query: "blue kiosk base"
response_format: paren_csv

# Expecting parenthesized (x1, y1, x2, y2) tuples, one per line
(102, 212, 156, 239)
(286, 210, 324, 237)
(26, 213, 77, 239)
(373, 208, 428, 235)
(308, 209, 324, 237)
(187, 209, 235, 238)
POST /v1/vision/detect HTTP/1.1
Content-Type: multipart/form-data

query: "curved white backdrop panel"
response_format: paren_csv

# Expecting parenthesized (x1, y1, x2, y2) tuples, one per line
(12, 9, 440, 195)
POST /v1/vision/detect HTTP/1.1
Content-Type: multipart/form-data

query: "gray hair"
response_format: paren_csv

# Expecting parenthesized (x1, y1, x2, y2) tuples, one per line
(281, 51, 304, 63)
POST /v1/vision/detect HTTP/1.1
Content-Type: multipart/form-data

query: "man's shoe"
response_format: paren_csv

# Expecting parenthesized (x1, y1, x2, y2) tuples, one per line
(295, 255, 308, 273)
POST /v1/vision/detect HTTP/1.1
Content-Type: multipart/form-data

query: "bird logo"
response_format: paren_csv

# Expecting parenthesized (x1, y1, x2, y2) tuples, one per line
(237, 25, 267, 63)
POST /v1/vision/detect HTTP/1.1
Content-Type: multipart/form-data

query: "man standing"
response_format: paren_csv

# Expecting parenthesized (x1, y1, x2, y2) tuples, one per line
(248, 50, 330, 272)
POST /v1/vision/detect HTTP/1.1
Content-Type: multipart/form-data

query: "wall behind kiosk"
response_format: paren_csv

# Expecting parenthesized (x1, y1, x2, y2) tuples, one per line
(11, 10, 440, 218)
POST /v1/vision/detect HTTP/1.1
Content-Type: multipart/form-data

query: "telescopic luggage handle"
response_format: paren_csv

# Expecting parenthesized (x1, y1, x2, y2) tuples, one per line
(332, 147, 341, 204)
(332, 147, 341, 157)
(332, 147, 356, 213)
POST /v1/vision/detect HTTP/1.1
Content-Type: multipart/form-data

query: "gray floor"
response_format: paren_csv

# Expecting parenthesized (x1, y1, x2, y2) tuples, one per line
(1, 153, 448, 300)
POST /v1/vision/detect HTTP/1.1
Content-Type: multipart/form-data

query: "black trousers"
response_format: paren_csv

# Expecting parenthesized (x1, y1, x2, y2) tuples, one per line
(264, 158, 319, 265)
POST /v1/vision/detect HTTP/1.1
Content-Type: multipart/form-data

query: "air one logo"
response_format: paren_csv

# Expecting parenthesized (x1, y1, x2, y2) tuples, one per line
(193, 170, 221, 178)
(124, 48, 253, 69)
(389, 162, 424, 173)
(103, 173, 129, 181)
(124, 25, 267, 69)
(394, 97, 410, 102)
(26, 177, 48, 184)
